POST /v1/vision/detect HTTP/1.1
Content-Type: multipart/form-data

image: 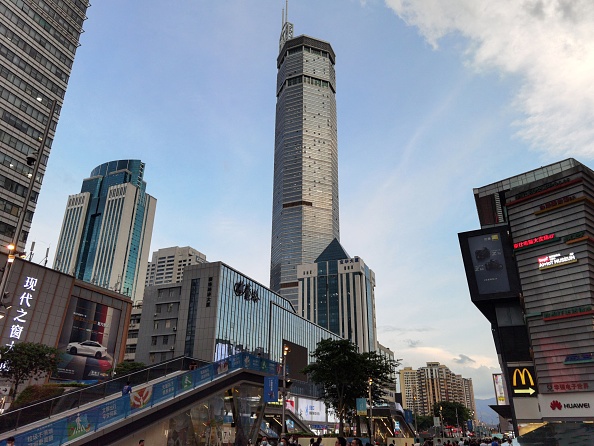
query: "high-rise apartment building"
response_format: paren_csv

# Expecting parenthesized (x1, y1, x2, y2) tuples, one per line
(459, 158, 594, 442)
(145, 246, 207, 287)
(270, 16, 340, 306)
(296, 238, 377, 352)
(399, 363, 476, 418)
(0, 0, 89, 250)
(54, 159, 156, 302)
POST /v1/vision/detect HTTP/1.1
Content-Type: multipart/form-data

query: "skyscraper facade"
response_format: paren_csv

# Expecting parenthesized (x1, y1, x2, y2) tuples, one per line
(0, 0, 89, 250)
(399, 363, 476, 418)
(145, 245, 207, 287)
(54, 159, 156, 302)
(296, 239, 377, 353)
(270, 18, 340, 306)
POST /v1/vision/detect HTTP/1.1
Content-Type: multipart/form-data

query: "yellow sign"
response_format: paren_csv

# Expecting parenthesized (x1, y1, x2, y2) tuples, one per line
(512, 368, 534, 386)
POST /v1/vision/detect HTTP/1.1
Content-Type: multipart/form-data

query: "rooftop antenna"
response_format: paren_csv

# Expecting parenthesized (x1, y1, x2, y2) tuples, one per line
(27, 241, 35, 261)
(279, 0, 293, 52)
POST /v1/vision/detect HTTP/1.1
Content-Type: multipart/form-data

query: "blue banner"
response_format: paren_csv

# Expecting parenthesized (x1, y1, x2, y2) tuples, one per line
(264, 375, 279, 403)
(404, 409, 413, 424)
(15, 418, 67, 446)
(153, 377, 177, 405)
(196, 364, 213, 385)
(356, 397, 367, 416)
(96, 396, 128, 430)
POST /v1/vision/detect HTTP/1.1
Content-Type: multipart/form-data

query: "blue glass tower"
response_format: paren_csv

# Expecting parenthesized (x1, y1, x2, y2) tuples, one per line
(54, 160, 156, 301)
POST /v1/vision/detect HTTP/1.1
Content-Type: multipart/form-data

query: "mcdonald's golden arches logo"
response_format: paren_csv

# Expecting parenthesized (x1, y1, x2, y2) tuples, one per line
(512, 368, 534, 386)
(508, 366, 538, 396)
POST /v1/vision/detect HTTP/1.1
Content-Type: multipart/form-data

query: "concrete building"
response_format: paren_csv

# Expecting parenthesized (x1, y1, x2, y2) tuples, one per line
(53, 159, 156, 302)
(0, 255, 131, 390)
(135, 261, 340, 366)
(270, 16, 340, 306)
(125, 246, 206, 362)
(399, 363, 476, 418)
(0, 0, 89, 250)
(296, 238, 377, 353)
(145, 246, 207, 287)
(459, 158, 594, 442)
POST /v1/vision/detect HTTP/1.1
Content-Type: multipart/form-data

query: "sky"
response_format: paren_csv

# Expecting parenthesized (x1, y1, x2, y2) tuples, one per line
(26, 0, 594, 408)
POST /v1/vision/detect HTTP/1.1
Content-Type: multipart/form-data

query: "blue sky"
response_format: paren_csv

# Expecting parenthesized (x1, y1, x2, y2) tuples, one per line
(28, 0, 594, 405)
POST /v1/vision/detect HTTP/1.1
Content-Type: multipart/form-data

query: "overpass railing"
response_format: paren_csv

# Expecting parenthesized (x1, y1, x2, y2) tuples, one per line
(0, 353, 278, 445)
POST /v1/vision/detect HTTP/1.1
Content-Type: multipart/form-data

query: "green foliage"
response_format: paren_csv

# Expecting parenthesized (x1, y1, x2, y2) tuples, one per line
(0, 342, 62, 398)
(110, 361, 146, 376)
(432, 401, 471, 426)
(415, 415, 434, 431)
(12, 385, 65, 409)
(301, 338, 398, 435)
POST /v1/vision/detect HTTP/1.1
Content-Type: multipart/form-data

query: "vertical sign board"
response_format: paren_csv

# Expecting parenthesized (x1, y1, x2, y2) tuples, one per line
(356, 397, 367, 416)
(507, 366, 538, 397)
(493, 373, 507, 405)
(264, 375, 278, 403)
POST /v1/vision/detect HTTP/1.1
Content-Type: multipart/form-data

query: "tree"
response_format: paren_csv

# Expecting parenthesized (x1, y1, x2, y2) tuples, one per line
(433, 401, 471, 429)
(110, 361, 146, 377)
(301, 338, 398, 435)
(0, 342, 61, 399)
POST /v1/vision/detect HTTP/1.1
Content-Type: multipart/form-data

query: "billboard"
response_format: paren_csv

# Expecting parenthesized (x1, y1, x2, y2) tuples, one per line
(458, 227, 521, 302)
(296, 397, 329, 422)
(55, 297, 122, 382)
(493, 373, 507, 405)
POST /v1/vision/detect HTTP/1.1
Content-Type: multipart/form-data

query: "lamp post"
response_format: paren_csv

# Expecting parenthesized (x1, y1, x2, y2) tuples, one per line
(368, 377, 373, 441)
(439, 405, 444, 439)
(0, 99, 56, 312)
(281, 344, 289, 439)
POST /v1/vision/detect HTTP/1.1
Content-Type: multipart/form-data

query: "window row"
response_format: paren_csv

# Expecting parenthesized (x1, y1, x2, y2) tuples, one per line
(0, 9, 73, 70)
(6, 0, 77, 53)
(0, 83, 53, 129)
(0, 196, 32, 221)
(0, 173, 38, 201)
(9, 0, 80, 45)
(31, 0, 85, 28)
(0, 43, 66, 98)
(2, 110, 53, 145)
(0, 150, 43, 183)
(1, 21, 70, 82)
(1, 62, 54, 108)
(0, 128, 48, 164)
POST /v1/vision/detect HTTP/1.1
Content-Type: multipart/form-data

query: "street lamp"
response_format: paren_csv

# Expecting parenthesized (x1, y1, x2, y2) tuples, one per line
(281, 344, 289, 439)
(368, 377, 373, 441)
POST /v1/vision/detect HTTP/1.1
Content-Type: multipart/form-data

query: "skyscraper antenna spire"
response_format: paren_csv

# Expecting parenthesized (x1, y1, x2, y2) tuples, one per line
(279, 0, 293, 52)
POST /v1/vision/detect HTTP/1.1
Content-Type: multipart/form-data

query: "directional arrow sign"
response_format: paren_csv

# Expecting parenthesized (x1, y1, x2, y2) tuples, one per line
(514, 387, 536, 395)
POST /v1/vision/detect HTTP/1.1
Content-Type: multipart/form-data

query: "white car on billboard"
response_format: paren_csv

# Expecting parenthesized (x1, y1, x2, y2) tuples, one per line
(66, 340, 107, 359)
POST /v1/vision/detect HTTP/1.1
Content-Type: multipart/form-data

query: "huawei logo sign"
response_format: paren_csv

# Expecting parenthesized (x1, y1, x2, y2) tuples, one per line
(550, 400, 562, 410)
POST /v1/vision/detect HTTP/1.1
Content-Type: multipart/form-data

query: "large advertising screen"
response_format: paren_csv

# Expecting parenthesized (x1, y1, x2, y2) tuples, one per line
(467, 233, 510, 294)
(55, 297, 122, 382)
(458, 227, 521, 302)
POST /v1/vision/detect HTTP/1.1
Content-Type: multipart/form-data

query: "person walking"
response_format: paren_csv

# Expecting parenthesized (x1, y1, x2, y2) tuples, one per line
(122, 381, 133, 396)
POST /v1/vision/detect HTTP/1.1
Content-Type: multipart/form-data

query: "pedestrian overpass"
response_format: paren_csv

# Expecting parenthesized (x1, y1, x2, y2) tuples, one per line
(0, 353, 310, 445)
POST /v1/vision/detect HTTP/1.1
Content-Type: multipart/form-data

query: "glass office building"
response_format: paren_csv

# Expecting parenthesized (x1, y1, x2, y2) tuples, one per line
(296, 238, 377, 353)
(135, 261, 340, 373)
(0, 0, 89, 250)
(270, 18, 340, 307)
(53, 159, 156, 302)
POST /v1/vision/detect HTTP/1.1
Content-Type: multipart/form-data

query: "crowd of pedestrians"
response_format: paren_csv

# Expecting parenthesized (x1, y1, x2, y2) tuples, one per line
(414, 437, 513, 446)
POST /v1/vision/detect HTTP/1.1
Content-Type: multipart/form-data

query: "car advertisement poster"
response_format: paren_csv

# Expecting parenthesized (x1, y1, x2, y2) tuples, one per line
(54, 297, 122, 382)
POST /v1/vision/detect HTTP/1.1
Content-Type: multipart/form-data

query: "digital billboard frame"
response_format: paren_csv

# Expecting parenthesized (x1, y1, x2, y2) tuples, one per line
(458, 226, 521, 303)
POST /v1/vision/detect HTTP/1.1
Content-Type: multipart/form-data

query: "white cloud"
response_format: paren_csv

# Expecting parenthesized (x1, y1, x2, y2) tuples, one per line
(385, 0, 594, 158)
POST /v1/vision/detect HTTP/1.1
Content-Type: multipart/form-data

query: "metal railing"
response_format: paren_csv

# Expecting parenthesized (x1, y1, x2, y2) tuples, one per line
(0, 356, 203, 434)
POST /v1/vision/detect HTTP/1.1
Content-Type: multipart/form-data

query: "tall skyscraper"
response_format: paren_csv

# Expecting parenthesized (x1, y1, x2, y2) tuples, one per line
(54, 159, 156, 302)
(0, 0, 89, 250)
(270, 15, 340, 306)
(296, 239, 377, 353)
